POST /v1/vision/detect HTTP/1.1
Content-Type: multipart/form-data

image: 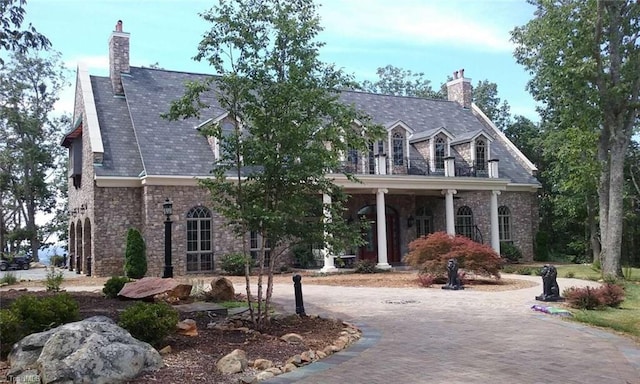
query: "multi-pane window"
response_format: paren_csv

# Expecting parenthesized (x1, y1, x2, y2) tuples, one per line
(476, 139, 486, 170)
(250, 231, 271, 266)
(435, 137, 446, 170)
(415, 206, 433, 238)
(392, 132, 404, 166)
(347, 147, 359, 172)
(186, 206, 213, 272)
(368, 143, 375, 174)
(455, 206, 474, 239)
(217, 121, 236, 162)
(498, 206, 512, 242)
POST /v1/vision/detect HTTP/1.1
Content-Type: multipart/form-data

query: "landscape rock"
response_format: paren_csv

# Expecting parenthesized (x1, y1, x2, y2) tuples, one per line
(283, 363, 297, 373)
(280, 333, 304, 344)
(158, 346, 172, 355)
(216, 348, 247, 374)
(8, 316, 163, 384)
(118, 277, 192, 301)
(256, 371, 275, 381)
(209, 277, 235, 301)
(239, 376, 258, 384)
(253, 358, 273, 370)
(176, 319, 198, 336)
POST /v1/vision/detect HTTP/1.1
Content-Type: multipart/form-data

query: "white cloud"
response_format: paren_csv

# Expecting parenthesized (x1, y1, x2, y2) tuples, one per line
(319, 0, 514, 52)
(64, 55, 109, 74)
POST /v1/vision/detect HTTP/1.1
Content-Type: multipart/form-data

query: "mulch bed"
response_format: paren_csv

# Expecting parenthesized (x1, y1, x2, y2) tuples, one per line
(0, 290, 346, 384)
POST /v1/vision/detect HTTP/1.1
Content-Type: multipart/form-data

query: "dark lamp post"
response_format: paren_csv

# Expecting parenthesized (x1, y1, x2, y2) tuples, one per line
(163, 198, 173, 278)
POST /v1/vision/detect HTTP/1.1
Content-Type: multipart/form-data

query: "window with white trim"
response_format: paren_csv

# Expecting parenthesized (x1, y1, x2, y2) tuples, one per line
(392, 132, 404, 165)
(476, 139, 486, 170)
(435, 137, 445, 170)
(415, 206, 433, 238)
(498, 206, 512, 242)
(186, 206, 213, 272)
(455, 206, 474, 239)
(250, 231, 271, 266)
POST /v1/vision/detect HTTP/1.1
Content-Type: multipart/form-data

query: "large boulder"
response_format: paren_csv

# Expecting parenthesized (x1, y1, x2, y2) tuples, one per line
(8, 316, 163, 384)
(216, 349, 247, 374)
(209, 277, 235, 302)
(118, 277, 192, 301)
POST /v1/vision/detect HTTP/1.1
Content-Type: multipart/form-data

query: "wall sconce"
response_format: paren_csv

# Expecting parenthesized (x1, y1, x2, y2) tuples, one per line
(80, 203, 87, 214)
(407, 215, 415, 228)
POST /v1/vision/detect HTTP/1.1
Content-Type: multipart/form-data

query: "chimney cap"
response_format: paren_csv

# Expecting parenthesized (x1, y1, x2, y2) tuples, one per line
(115, 20, 123, 32)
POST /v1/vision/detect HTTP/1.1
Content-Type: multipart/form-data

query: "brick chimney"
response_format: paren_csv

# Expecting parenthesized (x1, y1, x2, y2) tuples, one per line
(446, 68, 472, 109)
(109, 20, 130, 95)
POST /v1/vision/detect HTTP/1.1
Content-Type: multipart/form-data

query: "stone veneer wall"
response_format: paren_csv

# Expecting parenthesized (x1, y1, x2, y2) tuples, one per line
(454, 190, 537, 261)
(140, 185, 244, 277)
(92, 187, 143, 276)
(454, 143, 471, 164)
(67, 80, 97, 276)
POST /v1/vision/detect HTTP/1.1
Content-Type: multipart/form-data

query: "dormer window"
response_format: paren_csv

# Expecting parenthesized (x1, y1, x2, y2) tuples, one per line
(435, 137, 446, 170)
(476, 139, 486, 170)
(392, 132, 404, 166)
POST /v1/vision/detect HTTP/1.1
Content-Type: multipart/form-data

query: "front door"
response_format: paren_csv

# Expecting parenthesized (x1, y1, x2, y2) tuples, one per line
(358, 208, 400, 263)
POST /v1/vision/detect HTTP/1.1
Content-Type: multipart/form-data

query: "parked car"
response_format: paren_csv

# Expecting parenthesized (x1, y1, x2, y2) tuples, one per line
(0, 255, 31, 271)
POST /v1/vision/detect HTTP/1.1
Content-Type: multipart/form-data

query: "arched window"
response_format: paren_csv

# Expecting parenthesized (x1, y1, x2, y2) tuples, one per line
(186, 206, 213, 272)
(498, 206, 512, 242)
(347, 146, 359, 172)
(476, 139, 486, 170)
(455, 206, 474, 239)
(435, 137, 445, 170)
(415, 206, 433, 238)
(393, 132, 404, 166)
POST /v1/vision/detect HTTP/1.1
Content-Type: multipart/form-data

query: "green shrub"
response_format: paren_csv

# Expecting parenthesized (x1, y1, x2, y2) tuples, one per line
(564, 271, 576, 278)
(124, 228, 147, 279)
(118, 302, 179, 346)
(404, 232, 502, 279)
(0, 271, 18, 285)
(500, 243, 522, 263)
(354, 260, 377, 274)
(45, 267, 64, 292)
(292, 244, 314, 268)
(534, 230, 549, 262)
(0, 309, 22, 357)
(103, 276, 132, 299)
(220, 253, 249, 276)
(10, 294, 79, 336)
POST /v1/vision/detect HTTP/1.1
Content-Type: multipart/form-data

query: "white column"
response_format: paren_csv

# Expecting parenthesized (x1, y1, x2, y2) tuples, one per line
(320, 193, 337, 273)
(376, 188, 392, 269)
(443, 189, 457, 235)
(490, 190, 501, 255)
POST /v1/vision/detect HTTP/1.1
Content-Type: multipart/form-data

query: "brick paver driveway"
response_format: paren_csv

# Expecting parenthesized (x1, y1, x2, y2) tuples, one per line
(265, 276, 640, 384)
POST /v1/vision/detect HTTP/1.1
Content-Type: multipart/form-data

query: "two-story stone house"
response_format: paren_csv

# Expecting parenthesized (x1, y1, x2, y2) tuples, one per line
(62, 22, 540, 277)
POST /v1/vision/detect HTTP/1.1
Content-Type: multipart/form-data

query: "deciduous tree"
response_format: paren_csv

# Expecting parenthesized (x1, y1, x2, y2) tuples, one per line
(512, 0, 640, 278)
(166, 0, 383, 329)
(0, 0, 50, 64)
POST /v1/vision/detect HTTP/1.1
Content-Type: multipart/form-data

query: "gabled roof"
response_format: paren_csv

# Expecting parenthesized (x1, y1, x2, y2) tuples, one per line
(409, 126, 455, 143)
(87, 66, 539, 185)
(385, 119, 415, 134)
(450, 129, 494, 145)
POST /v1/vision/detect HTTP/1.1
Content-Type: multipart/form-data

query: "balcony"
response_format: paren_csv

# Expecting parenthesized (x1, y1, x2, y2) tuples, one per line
(336, 156, 497, 178)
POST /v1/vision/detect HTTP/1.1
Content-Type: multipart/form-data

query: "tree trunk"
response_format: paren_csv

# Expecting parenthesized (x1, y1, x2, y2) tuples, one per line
(601, 134, 627, 278)
(586, 194, 600, 263)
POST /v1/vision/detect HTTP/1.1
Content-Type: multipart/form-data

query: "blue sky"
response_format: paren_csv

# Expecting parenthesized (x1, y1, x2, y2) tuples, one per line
(24, 0, 539, 120)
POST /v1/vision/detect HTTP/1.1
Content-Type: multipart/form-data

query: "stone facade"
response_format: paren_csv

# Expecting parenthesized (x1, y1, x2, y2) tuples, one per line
(108, 25, 129, 96)
(446, 74, 472, 109)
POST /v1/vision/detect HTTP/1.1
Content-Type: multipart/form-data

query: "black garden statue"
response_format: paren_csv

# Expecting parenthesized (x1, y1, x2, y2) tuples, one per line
(535, 264, 564, 302)
(442, 258, 464, 290)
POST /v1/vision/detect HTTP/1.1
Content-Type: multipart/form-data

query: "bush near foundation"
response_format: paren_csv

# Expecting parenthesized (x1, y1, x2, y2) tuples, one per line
(124, 228, 147, 279)
(103, 276, 132, 299)
(404, 232, 502, 279)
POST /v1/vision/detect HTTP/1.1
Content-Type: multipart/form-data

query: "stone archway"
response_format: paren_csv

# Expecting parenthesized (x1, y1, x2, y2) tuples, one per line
(84, 218, 92, 276)
(69, 222, 75, 271)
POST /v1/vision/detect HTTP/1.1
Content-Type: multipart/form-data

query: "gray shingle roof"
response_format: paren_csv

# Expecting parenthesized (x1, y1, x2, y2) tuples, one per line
(92, 67, 539, 185)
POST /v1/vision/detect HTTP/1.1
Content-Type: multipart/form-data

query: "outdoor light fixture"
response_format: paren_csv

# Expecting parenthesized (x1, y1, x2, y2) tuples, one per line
(407, 215, 415, 228)
(162, 198, 174, 278)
